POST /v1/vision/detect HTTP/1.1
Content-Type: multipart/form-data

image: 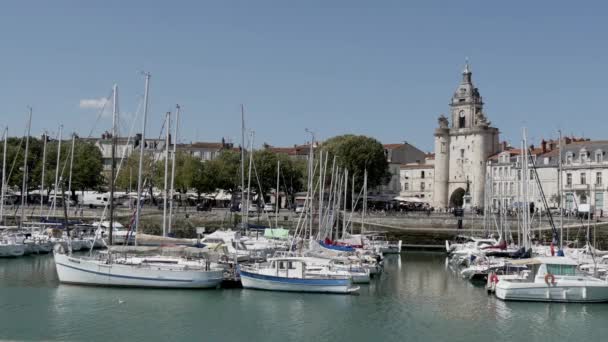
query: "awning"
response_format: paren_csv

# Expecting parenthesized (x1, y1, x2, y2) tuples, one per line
(393, 196, 426, 203)
(264, 228, 289, 239)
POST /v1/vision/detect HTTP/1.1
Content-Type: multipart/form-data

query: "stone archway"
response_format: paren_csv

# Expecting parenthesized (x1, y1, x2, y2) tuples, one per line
(449, 188, 466, 208)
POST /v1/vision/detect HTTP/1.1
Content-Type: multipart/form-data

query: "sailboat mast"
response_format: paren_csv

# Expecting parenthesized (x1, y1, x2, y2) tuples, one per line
(40, 132, 47, 218)
(134, 72, 151, 246)
(162, 111, 170, 237)
(168, 105, 180, 235)
(51, 125, 62, 218)
(343, 169, 348, 238)
(240, 105, 246, 227)
(109, 84, 118, 245)
(522, 128, 529, 249)
(351, 172, 355, 235)
(275, 159, 280, 229)
(362, 168, 368, 234)
(245, 131, 255, 228)
(0, 127, 7, 224)
(558, 130, 563, 250)
(318, 150, 324, 235)
(20, 108, 32, 228)
(307, 132, 314, 243)
(67, 133, 75, 217)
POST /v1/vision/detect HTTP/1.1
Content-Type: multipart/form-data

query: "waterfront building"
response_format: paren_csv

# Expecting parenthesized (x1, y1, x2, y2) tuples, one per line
(549, 139, 608, 215)
(487, 138, 608, 217)
(487, 142, 558, 211)
(176, 139, 234, 161)
(371, 143, 427, 200)
(399, 154, 434, 202)
(87, 132, 232, 172)
(432, 63, 500, 209)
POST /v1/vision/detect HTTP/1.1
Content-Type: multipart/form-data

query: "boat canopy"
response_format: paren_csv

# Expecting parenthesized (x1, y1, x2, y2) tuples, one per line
(263, 228, 289, 239)
(508, 257, 579, 266)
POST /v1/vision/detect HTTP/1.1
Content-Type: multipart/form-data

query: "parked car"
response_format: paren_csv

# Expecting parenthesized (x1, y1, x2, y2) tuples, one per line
(196, 202, 212, 212)
(295, 204, 305, 214)
(263, 204, 275, 213)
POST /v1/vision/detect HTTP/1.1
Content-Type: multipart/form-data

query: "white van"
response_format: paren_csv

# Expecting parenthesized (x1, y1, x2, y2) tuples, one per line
(79, 192, 110, 208)
(578, 204, 595, 219)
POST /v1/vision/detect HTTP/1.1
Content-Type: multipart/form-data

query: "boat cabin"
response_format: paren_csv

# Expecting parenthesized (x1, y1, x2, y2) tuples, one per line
(508, 257, 580, 281)
(268, 258, 305, 278)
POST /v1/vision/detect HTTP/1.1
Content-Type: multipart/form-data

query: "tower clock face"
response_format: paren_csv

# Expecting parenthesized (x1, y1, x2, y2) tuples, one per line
(459, 110, 465, 118)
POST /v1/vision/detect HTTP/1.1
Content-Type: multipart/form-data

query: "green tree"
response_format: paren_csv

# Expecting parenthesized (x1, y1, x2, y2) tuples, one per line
(207, 149, 242, 193)
(70, 141, 104, 195)
(321, 134, 390, 190)
(115, 152, 156, 194)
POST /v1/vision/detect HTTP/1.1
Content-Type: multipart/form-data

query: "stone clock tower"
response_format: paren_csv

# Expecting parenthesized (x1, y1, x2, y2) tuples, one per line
(432, 62, 500, 209)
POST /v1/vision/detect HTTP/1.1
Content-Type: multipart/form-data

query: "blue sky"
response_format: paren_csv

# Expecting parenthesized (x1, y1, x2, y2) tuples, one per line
(1, 0, 606, 151)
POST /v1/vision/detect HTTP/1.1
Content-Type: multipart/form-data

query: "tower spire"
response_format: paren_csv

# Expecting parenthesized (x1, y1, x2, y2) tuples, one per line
(462, 58, 472, 84)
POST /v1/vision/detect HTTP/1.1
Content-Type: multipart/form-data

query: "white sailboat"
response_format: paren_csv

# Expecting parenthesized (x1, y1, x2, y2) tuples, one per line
(54, 77, 224, 289)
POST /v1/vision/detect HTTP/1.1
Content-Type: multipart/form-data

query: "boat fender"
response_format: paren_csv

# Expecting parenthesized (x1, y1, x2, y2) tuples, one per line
(544, 273, 556, 286)
(490, 273, 499, 284)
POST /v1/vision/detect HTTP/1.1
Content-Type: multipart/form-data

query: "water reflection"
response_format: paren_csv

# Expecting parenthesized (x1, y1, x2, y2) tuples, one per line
(1, 253, 608, 341)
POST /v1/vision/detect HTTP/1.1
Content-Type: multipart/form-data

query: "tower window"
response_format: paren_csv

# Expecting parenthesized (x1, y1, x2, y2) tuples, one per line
(441, 142, 446, 153)
(458, 111, 466, 128)
(460, 149, 465, 158)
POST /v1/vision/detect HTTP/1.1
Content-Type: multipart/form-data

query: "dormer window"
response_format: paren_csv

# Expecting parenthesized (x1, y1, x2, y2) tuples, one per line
(566, 152, 573, 164)
(596, 150, 603, 163)
(580, 149, 588, 163)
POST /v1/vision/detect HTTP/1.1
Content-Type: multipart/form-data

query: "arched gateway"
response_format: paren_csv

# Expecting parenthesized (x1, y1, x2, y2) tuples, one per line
(449, 188, 466, 208)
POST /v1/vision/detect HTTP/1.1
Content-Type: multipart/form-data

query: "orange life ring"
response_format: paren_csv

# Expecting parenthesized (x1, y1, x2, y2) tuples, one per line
(490, 273, 499, 284)
(544, 273, 556, 286)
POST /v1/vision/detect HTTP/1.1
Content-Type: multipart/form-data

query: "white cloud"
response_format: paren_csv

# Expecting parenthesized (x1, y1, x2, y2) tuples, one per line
(79, 97, 109, 109)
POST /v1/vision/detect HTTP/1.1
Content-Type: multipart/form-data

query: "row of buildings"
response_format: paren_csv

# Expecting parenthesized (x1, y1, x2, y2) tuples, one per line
(83, 62, 607, 215)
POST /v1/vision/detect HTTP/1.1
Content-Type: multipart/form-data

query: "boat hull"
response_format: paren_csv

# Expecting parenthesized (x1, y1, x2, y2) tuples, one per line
(240, 270, 358, 294)
(54, 253, 223, 289)
(0, 244, 26, 257)
(495, 282, 608, 303)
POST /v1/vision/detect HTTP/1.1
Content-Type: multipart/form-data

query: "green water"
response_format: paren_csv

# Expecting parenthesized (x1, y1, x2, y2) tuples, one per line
(1, 253, 607, 341)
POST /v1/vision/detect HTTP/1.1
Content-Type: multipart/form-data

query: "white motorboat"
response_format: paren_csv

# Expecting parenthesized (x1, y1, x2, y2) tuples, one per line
(240, 256, 359, 294)
(95, 221, 135, 245)
(202, 230, 251, 262)
(494, 257, 608, 303)
(580, 255, 608, 278)
(54, 246, 224, 288)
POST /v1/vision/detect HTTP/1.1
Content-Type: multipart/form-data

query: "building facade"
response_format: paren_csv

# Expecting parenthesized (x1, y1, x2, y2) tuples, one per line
(487, 139, 608, 216)
(399, 157, 434, 202)
(432, 63, 500, 209)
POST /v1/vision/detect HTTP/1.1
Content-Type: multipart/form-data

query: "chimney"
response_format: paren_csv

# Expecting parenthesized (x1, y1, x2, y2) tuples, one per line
(541, 140, 547, 153)
(501, 141, 508, 151)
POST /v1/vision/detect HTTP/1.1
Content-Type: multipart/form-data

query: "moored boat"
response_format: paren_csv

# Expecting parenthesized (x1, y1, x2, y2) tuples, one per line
(240, 256, 359, 294)
(54, 246, 224, 288)
(494, 257, 608, 303)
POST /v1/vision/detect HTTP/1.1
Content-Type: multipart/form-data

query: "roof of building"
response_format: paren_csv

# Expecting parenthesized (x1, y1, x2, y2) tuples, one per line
(178, 142, 224, 149)
(383, 144, 403, 149)
(400, 163, 434, 170)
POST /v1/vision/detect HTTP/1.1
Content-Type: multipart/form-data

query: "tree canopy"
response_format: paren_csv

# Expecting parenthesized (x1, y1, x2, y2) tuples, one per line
(321, 134, 390, 190)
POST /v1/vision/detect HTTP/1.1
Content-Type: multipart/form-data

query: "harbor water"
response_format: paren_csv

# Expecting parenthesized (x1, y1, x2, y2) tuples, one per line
(1, 252, 607, 341)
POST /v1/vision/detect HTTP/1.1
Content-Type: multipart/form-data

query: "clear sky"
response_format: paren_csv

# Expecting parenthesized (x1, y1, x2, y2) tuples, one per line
(1, 0, 606, 151)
